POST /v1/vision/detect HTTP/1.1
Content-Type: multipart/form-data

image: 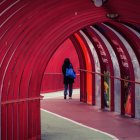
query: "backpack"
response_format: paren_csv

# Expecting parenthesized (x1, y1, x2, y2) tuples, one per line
(66, 67, 76, 79)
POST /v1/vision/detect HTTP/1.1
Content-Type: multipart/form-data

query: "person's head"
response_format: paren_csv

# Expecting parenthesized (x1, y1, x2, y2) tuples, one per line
(64, 58, 70, 65)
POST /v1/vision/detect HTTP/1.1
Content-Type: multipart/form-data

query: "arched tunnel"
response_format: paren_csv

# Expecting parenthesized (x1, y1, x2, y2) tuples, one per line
(0, 0, 140, 139)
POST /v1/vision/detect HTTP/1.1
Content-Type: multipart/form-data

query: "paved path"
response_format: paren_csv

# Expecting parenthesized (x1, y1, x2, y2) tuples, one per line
(41, 90, 140, 140)
(41, 110, 115, 140)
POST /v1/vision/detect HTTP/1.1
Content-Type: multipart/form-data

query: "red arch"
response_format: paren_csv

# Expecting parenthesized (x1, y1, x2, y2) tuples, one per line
(1, 0, 140, 139)
(96, 22, 135, 116)
(84, 26, 114, 110)
(74, 33, 93, 105)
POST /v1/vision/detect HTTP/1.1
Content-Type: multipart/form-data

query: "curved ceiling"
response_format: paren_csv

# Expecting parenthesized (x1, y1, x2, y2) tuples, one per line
(0, 0, 140, 112)
(1, 0, 140, 139)
(1, 0, 140, 99)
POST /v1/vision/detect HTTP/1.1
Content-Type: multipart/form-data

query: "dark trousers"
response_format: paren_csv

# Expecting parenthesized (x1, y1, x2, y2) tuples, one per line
(64, 83, 73, 97)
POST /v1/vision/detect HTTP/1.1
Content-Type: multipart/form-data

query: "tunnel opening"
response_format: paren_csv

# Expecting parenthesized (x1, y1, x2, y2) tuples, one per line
(41, 38, 80, 94)
(1, 1, 140, 139)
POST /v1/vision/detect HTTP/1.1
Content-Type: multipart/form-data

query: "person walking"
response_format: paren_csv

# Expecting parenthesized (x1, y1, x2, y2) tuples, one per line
(62, 58, 75, 99)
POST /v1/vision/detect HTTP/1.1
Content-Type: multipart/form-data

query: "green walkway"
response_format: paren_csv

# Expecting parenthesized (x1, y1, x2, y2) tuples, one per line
(41, 110, 114, 140)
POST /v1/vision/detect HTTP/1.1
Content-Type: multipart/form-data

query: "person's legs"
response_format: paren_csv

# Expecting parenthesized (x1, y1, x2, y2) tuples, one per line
(64, 84, 68, 99)
(69, 83, 73, 98)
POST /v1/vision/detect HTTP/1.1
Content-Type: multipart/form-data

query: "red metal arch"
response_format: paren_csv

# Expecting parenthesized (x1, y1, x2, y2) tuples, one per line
(70, 35, 87, 103)
(82, 28, 107, 108)
(74, 32, 95, 105)
(0, 0, 140, 139)
(103, 21, 140, 117)
(1, 0, 140, 104)
(84, 26, 115, 110)
(78, 31, 96, 105)
(106, 21, 140, 64)
(97, 23, 135, 116)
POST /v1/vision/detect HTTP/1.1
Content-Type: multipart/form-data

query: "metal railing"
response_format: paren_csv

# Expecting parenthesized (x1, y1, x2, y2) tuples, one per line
(78, 68, 140, 85)
(1, 96, 44, 105)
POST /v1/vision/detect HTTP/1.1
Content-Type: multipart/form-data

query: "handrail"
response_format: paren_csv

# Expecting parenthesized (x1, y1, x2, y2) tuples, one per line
(44, 72, 63, 75)
(44, 73, 80, 75)
(78, 68, 140, 85)
(1, 96, 44, 105)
